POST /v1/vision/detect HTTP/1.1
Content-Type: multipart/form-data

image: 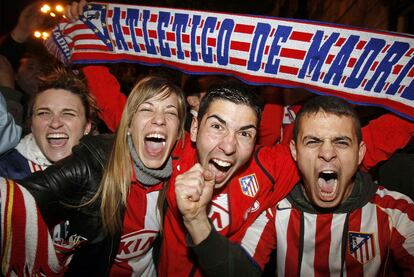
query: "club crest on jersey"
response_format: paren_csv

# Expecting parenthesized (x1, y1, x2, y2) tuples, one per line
(239, 174, 259, 197)
(348, 232, 376, 264)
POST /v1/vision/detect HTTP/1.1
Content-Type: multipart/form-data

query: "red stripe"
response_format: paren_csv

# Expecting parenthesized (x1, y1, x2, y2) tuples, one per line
(234, 24, 255, 34)
(230, 41, 250, 52)
(62, 24, 88, 35)
(207, 38, 216, 47)
(370, 61, 379, 71)
(356, 40, 367, 50)
(148, 30, 157, 39)
(326, 54, 335, 65)
(34, 203, 52, 274)
(408, 67, 414, 77)
(1, 180, 13, 263)
(166, 32, 175, 41)
(347, 57, 357, 68)
(182, 34, 190, 43)
(374, 191, 414, 220)
(393, 64, 403, 75)
(74, 44, 109, 51)
(334, 37, 346, 47)
(313, 214, 333, 277)
(279, 66, 299, 75)
(122, 26, 130, 35)
(405, 48, 414, 57)
(290, 31, 313, 42)
(347, 209, 363, 275)
(9, 180, 26, 272)
(72, 34, 99, 41)
(280, 48, 306, 60)
(229, 57, 247, 66)
(285, 209, 300, 275)
(150, 14, 158, 22)
(381, 44, 390, 53)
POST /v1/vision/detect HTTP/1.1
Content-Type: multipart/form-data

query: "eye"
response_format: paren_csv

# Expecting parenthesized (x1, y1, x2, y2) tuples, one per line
(304, 139, 322, 147)
(239, 130, 253, 139)
(166, 110, 178, 117)
(64, 111, 77, 116)
(35, 111, 51, 117)
(211, 123, 222, 130)
(334, 140, 350, 148)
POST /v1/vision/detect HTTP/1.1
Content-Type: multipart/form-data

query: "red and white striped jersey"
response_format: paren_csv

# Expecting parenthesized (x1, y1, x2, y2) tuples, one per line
(110, 181, 164, 277)
(240, 183, 414, 276)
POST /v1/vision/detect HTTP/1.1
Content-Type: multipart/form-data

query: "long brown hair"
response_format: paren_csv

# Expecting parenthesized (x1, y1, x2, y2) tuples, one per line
(97, 75, 185, 235)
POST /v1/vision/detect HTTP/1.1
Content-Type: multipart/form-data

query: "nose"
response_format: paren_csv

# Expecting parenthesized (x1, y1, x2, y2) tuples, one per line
(49, 114, 64, 129)
(318, 141, 337, 162)
(218, 131, 237, 155)
(151, 111, 166, 126)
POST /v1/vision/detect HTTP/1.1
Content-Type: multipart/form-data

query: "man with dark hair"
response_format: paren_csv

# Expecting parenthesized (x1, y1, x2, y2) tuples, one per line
(159, 90, 414, 276)
(187, 96, 414, 276)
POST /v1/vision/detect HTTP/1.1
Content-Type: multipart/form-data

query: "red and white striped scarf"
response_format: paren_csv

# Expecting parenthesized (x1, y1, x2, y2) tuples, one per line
(0, 178, 71, 276)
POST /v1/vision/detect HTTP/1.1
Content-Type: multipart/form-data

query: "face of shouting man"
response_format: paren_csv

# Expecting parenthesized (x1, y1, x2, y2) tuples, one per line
(290, 111, 366, 209)
(191, 99, 258, 189)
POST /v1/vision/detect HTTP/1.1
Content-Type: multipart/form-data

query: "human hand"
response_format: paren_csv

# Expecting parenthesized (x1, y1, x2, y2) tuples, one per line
(175, 163, 215, 223)
(175, 163, 215, 244)
(11, 2, 45, 43)
(0, 56, 15, 89)
(65, 0, 88, 21)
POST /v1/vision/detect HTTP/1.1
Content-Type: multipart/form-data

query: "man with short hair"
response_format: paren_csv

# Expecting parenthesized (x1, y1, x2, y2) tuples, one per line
(185, 96, 414, 276)
(159, 86, 414, 276)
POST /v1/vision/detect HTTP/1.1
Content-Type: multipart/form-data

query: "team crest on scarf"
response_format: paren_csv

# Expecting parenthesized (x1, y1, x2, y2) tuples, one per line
(239, 174, 259, 197)
(348, 231, 376, 264)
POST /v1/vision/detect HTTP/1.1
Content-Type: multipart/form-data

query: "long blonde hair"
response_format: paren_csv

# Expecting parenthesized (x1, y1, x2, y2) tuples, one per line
(97, 75, 185, 235)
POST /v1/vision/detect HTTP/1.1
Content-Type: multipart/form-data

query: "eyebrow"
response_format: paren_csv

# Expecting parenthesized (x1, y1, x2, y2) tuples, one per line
(35, 107, 79, 113)
(207, 114, 257, 131)
(303, 135, 352, 141)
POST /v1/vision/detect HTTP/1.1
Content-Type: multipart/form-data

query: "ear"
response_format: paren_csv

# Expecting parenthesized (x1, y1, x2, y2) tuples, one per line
(190, 116, 199, 142)
(357, 140, 366, 165)
(289, 140, 297, 162)
(187, 95, 201, 110)
(84, 121, 92, 135)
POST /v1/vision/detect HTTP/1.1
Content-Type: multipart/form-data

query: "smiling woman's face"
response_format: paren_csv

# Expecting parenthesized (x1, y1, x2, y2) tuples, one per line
(31, 88, 91, 162)
(129, 92, 180, 169)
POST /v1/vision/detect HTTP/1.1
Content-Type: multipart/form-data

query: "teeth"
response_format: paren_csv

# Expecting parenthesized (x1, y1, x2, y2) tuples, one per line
(321, 170, 335, 174)
(146, 133, 165, 139)
(47, 133, 68, 139)
(213, 159, 231, 167)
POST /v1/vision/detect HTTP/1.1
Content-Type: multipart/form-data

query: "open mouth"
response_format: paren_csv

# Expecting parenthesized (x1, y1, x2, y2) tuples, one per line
(144, 133, 166, 156)
(47, 133, 69, 147)
(317, 171, 338, 200)
(210, 158, 232, 182)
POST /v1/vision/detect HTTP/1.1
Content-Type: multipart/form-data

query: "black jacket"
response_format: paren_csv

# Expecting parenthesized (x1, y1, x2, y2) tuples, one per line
(20, 134, 122, 276)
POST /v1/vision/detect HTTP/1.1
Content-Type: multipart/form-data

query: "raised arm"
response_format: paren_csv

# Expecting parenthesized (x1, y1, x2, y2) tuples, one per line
(361, 114, 414, 171)
(82, 65, 126, 131)
(0, 91, 21, 154)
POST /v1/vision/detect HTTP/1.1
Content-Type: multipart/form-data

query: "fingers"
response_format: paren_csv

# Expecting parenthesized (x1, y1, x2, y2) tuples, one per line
(175, 164, 205, 202)
(65, 0, 87, 21)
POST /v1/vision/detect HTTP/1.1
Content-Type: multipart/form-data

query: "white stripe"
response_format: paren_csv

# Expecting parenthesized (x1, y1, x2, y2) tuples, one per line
(21, 184, 40, 272)
(329, 213, 347, 275)
(359, 203, 381, 274)
(241, 211, 269, 257)
(275, 198, 292, 277)
(301, 213, 316, 277)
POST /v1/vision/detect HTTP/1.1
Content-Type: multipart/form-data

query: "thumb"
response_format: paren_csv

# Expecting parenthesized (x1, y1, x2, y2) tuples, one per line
(203, 170, 215, 188)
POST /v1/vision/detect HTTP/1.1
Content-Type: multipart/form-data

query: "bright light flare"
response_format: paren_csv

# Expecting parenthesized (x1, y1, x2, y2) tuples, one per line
(42, 32, 50, 40)
(55, 5, 64, 12)
(34, 31, 42, 38)
(40, 4, 51, 13)
(50, 12, 56, 17)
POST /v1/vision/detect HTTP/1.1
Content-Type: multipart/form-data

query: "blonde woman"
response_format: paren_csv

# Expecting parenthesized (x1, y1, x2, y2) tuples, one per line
(19, 75, 186, 276)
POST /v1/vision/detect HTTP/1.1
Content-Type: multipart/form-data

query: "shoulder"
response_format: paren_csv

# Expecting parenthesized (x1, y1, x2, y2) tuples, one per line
(0, 149, 30, 179)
